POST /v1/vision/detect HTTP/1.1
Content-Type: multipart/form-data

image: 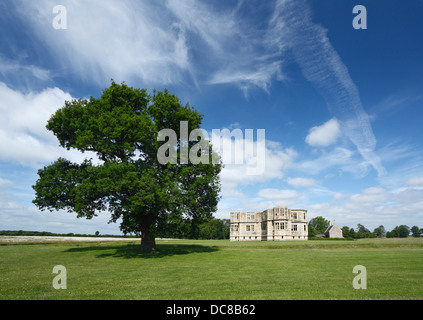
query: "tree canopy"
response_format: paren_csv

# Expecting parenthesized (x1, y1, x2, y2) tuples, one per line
(308, 216, 330, 236)
(33, 81, 222, 252)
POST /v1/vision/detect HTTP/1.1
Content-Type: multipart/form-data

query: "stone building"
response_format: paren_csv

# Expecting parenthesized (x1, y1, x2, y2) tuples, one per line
(230, 206, 308, 241)
(324, 220, 343, 238)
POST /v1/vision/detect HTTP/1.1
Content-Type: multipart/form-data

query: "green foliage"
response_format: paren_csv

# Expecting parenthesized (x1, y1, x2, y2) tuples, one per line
(354, 224, 375, 238)
(308, 216, 330, 235)
(341, 226, 356, 238)
(356, 223, 370, 234)
(198, 218, 230, 239)
(373, 225, 386, 238)
(154, 218, 230, 240)
(307, 224, 317, 237)
(410, 226, 422, 237)
(32, 81, 222, 252)
(387, 225, 410, 238)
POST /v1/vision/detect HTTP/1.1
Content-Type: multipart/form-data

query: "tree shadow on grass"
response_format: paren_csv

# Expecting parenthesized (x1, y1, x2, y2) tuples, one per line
(65, 243, 219, 259)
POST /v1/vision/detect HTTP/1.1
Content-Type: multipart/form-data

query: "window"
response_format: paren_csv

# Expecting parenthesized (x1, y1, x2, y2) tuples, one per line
(293, 213, 297, 219)
(275, 222, 285, 230)
(291, 224, 297, 231)
(246, 225, 254, 232)
(304, 225, 307, 231)
(231, 224, 239, 232)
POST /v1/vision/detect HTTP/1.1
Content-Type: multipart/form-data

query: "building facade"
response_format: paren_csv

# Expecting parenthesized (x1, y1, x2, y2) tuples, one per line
(230, 206, 308, 241)
(325, 220, 343, 238)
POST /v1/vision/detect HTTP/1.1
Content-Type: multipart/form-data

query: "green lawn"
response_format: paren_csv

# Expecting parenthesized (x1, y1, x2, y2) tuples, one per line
(1, 238, 422, 299)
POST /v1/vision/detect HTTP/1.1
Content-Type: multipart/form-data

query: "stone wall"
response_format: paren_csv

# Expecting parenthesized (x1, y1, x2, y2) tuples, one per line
(230, 206, 308, 241)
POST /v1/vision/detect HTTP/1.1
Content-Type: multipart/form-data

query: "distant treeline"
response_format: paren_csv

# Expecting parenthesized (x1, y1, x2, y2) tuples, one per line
(3, 217, 420, 240)
(0, 230, 137, 238)
(0, 217, 231, 240)
(339, 224, 423, 238)
(308, 216, 423, 239)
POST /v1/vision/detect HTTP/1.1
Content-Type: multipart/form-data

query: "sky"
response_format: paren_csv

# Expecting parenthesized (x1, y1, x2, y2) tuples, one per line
(1, 0, 423, 235)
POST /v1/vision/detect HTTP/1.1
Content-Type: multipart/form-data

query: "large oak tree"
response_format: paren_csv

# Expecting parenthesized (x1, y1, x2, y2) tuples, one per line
(33, 82, 221, 252)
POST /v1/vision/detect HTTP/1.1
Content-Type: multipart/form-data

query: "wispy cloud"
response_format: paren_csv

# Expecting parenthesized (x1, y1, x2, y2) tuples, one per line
(166, 0, 285, 94)
(287, 177, 318, 187)
(17, 0, 190, 86)
(370, 93, 422, 118)
(267, 0, 386, 177)
(0, 55, 51, 90)
(295, 147, 370, 178)
(14, 0, 285, 94)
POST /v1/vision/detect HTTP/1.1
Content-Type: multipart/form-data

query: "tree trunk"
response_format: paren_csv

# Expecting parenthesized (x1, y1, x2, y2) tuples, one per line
(140, 222, 156, 252)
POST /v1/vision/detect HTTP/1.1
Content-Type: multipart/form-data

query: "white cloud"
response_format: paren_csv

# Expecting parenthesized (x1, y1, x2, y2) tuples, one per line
(258, 188, 299, 202)
(305, 118, 341, 147)
(0, 82, 98, 167)
(0, 201, 123, 234)
(0, 83, 71, 140)
(287, 177, 318, 187)
(405, 177, 423, 186)
(0, 178, 12, 188)
(212, 127, 299, 213)
(347, 187, 389, 206)
(0, 83, 69, 165)
(215, 131, 297, 189)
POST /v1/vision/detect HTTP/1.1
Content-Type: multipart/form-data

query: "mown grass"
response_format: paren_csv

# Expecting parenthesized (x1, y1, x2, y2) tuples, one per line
(1, 238, 422, 300)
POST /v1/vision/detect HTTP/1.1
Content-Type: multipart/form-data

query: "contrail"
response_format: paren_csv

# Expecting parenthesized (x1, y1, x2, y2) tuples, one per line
(269, 0, 386, 176)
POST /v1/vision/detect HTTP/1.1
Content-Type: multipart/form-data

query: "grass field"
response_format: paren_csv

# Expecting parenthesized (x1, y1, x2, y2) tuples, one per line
(1, 238, 422, 300)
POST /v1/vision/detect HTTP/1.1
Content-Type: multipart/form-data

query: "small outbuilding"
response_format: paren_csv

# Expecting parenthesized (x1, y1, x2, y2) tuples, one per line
(325, 220, 343, 238)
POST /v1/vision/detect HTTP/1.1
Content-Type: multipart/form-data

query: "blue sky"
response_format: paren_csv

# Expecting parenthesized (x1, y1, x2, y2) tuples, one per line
(1, 0, 423, 234)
